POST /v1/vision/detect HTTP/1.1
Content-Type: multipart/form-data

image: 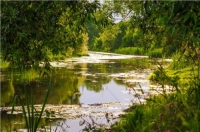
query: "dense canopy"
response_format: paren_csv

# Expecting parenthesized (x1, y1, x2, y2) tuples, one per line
(1, 1, 100, 70)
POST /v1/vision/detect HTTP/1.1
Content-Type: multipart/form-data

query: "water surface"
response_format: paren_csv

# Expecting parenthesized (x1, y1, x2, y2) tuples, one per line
(1, 52, 153, 131)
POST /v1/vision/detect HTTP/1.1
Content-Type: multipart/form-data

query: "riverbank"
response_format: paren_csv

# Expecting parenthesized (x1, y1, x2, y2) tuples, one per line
(109, 63, 200, 131)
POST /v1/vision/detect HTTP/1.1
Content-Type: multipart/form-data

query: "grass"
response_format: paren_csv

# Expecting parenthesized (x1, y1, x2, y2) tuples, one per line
(111, 59, 200, 132)
(10, 78, 52, 132)
(149, 66, 198, 89)
(114, 47, 163, 58)
(148, 48, 163, 58)
(115, 47, 144, 55)
(112, 90, 200, 132)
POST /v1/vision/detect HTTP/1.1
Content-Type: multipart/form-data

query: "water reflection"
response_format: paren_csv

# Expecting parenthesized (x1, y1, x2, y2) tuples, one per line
(1, 81, 15, 107)
(0, 113, 25, 132)
(84, 74, 111, 92)
(1, 58, 151, 131)
(0, 112, 52, 132)
(0, 59, 151, 106)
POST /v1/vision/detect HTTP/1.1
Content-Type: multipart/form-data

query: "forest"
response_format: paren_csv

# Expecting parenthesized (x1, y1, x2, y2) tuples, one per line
(1, 0, 200, 131)
(2, 1, 200, 67)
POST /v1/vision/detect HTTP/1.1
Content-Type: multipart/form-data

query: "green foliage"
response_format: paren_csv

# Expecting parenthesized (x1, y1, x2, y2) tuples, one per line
(131, 1, 200, 56)
(74, 33, 89, 56)
(87, 1, 117, 51)
(169, 52, 189, 69)
(1, 1, 100, 71)
(148, 48, 163, 58)
(112, 63, 200, 132)
(121, 27, 143, 48)
(93, 25, 121, 52)
(115, 47, 144, 55)
(87, 22, 102, 50)
(48, 52, 67, 61)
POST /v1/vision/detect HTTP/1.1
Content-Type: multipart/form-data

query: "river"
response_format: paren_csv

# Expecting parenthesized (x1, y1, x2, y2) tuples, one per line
(1, 51, 157, 132)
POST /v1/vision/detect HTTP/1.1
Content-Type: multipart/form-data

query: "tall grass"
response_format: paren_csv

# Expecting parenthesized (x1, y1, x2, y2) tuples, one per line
(148, 48, 163, 58)
(115, 47, 144, 55)
(10, 78, 52, 132)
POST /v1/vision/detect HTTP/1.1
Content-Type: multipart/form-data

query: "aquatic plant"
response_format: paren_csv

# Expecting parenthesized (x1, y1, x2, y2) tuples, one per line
(10, 79, 52, 132)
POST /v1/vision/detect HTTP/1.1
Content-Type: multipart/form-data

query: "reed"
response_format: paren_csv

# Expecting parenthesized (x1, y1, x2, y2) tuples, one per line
(10, 78, 52, 132)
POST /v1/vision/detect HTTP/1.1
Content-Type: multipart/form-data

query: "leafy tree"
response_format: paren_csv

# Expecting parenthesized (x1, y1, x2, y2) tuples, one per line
(1, 1, 100, 70)
(87, 1, 118, 51)
(87, 22, 101, 50)
(129, 1, 200, 57)
(93, 24, 121, 51)
(112, 22, 128, 50)
(107, 1, 200, 57)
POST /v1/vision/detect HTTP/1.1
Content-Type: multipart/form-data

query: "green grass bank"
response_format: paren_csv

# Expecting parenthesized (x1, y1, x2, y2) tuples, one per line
(110, 61, 200, 131)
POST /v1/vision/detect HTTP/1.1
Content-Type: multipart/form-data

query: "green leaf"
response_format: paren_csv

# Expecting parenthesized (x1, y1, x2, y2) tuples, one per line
(172, 26, 175, 34)
(183, 11, 191, 24)
(192, 12, 197, 25)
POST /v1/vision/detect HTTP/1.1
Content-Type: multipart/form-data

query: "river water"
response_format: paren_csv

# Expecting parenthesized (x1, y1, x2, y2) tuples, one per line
(1, 52, 155, 132)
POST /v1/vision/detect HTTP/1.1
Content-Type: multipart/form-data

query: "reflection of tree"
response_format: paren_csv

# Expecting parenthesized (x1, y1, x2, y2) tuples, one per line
(83, 59, 150, 92)
(86, 59, 150, 75)
(119, 59, 150, 70)
(0, 114, 25, 132)
(12, 68, 86, 105)
(84, 75, 111, 92)
(43, 69, 83, 105)
(1, 113, 50, 132)
(125, 82, 137, 88)
(2, 59, 151, 106)
(1, 81, 15, 106)
(113, 78, 125, 86)
(1, 70, 15, 106)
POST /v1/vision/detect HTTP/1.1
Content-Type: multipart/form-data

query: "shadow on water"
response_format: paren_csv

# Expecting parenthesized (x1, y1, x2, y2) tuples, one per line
(1, 58, 152, 131)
